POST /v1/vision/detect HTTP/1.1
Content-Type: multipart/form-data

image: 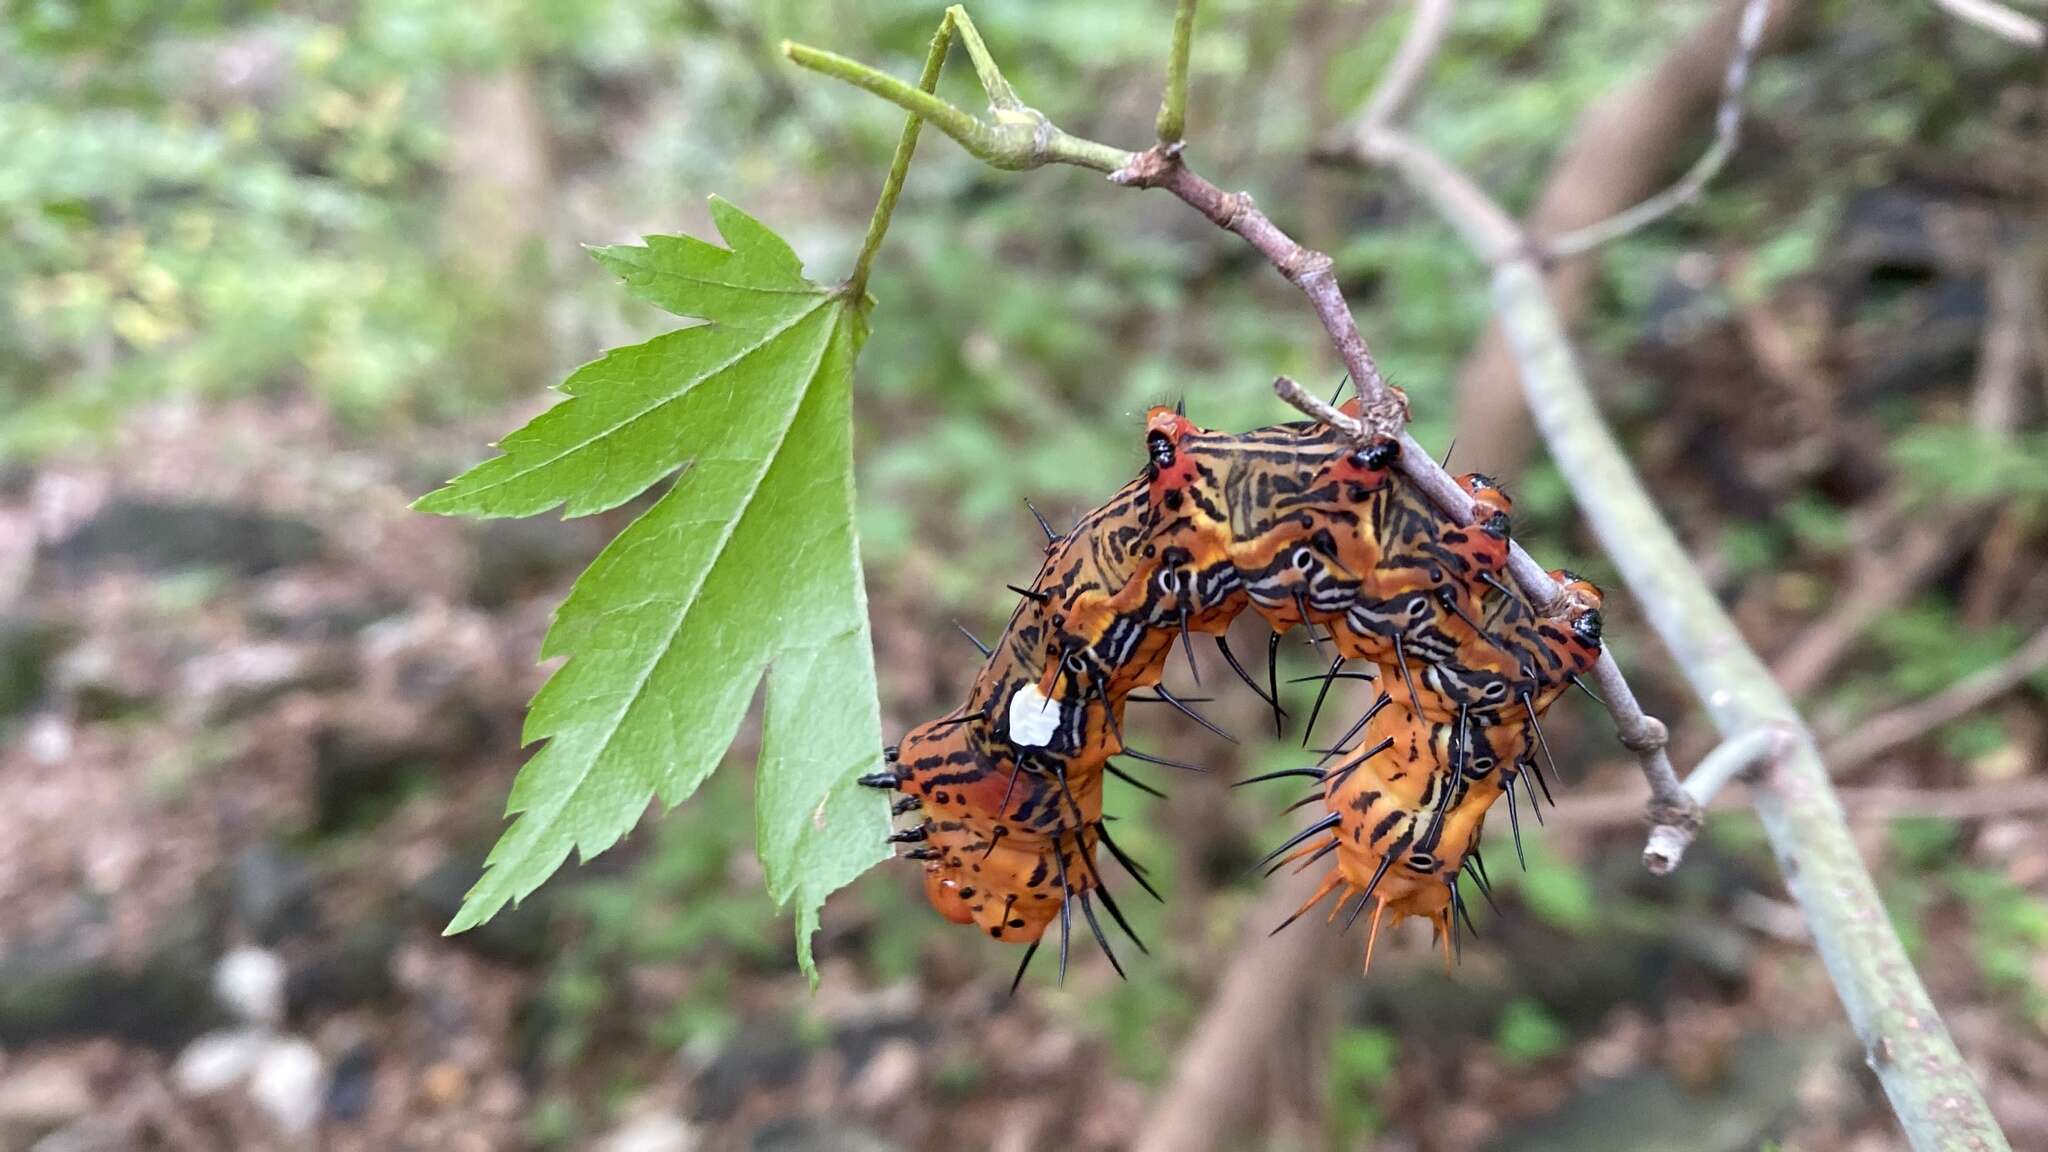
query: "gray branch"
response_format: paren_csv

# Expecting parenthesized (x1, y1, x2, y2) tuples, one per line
(1319, 2, 2007, 1134)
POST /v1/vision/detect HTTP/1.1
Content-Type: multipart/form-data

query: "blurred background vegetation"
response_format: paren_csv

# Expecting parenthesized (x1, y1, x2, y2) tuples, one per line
(1, 1, 2045, 1150)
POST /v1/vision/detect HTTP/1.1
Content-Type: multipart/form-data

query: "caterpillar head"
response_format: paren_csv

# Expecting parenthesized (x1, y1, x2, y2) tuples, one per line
(1430, 472, 1514, 581)
(1543, 568, 1605, 677)
(1460, 472, 1513, 518)
(1144, 406, 1201, 488)
(1328, 435, 1402, 499)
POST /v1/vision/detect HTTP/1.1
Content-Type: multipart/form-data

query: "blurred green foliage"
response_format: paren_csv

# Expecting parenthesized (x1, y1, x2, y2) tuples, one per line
(541, 766, 771, 1072)
(1327, 1025, 1398, 1142)
(1495, 838, 1601, 935)
(1495, 997, 1571, 1067)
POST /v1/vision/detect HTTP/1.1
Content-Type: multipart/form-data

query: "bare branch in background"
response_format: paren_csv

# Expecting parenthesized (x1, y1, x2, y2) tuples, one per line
(1932, 0, 2047, 47)
(1323, 1, 2009, 1145)
(1109, 148, 1401, 427)
(1353, 0, 1454, 139)
(1425, 0, 1811, 480)
(1546, 0, 1775, 257)
(1130, 866, 1340, 1152)
(1825, 623, 2048, 767)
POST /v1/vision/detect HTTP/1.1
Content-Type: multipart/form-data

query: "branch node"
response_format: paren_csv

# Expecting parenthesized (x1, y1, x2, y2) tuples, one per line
(1218, 189, 1254, 231)
(1643, 790, 1706, 876)
(1109, 141, 1184, 187)
(1618, 714, 1670, 754)
(1283, 247, 1333, 286)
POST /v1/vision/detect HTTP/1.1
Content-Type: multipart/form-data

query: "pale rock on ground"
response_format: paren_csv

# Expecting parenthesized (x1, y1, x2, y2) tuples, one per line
(597, 1113, 700, 1152)
(214, 945, 288, 1027)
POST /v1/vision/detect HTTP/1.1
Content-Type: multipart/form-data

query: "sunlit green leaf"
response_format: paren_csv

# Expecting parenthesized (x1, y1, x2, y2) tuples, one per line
(418, 197, 887, 979)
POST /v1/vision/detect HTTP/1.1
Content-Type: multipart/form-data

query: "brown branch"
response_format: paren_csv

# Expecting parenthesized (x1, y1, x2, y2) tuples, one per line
(1110, 147, 1402, 432)
(1130, 865, 1341, 1152)
(1824, 623, 2048, 768)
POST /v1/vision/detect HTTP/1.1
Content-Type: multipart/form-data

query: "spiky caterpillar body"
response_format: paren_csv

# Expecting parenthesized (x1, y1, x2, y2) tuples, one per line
(864, 400, 1604, 980)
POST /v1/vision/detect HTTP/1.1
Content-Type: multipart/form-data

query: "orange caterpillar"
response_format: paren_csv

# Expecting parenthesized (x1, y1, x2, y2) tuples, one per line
(864, 399, 1604, 984)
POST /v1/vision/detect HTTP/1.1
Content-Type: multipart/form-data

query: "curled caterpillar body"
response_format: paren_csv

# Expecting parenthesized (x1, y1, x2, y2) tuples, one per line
(879, 399, 1607, 983)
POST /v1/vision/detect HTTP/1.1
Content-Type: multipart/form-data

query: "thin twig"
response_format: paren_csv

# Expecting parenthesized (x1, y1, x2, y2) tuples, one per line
(846, 12, 958, 298)
(1561, 777, 2048, 829)
(1111, 148, 1400, 427)
(1825, 623, 2048, 768)
(949, 6, 1022, 110)
(1644, 725, 1793, 871)
(1592, 652, 1697, 871)
(1355, 0, 1454, 140)
(1545, 0, 1775, 258)
(1157, 0, 1200, 144)
(1932, 0, 2047, 47)
(783, 10, 1135, 174)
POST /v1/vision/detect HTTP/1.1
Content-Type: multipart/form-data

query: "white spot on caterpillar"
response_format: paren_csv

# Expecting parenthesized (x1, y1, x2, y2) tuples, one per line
(1007, 683, 1061, 747)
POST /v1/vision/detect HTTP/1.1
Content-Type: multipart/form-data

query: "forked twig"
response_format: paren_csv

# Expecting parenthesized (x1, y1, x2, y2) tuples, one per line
(1824, 623, 2048, 768)
(1545, 0, 1775, 258)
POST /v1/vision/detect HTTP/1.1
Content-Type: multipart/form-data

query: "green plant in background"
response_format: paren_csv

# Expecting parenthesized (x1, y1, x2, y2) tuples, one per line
(1327, 1026, 1398, 1143)
(540, 768, 767, 1064)
(1494, 997, 1570, 1067)
(1952, 868, 2048, 1027)
(1495, 838, 1600, 935)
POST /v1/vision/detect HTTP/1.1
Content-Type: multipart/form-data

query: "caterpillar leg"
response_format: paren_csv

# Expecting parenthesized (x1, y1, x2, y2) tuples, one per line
(1362, 898, 1387, 976)
(1270, 868, 1346, 937)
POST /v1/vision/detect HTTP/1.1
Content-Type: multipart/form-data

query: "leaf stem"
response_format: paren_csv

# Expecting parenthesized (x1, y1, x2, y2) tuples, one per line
(946, 5, 1021, 110)
(781, 40, 994, 155)
(845, 13, 958, 299)
(782, 35, 1134, 174)
(1156, 0, 1199, 144)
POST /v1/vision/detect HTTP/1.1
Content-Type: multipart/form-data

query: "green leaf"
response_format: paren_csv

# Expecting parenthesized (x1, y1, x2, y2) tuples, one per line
(416, 197, 889, 980)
